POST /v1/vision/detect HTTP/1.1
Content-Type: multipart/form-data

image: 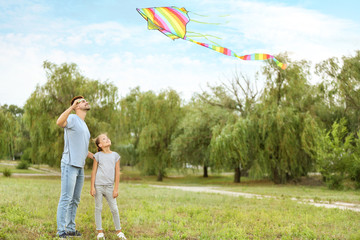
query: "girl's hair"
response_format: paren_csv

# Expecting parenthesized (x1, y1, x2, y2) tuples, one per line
(93, 133, 108, 152)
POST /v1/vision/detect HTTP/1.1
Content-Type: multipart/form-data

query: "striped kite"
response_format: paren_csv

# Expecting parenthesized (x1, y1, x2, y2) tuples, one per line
(136, 6, 287, 70)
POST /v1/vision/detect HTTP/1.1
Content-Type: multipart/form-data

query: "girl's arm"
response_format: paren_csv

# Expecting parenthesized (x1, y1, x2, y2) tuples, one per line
(90, 159, 98, 197)
(113, 160, 120, 198)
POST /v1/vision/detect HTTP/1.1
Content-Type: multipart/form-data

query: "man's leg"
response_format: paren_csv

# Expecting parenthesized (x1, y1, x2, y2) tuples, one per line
(57, 163, 78, 236)
(65, 166, 84, 233)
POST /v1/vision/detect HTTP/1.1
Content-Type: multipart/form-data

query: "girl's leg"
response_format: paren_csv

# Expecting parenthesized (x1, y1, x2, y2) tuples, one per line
(104, 185, 121, 231)
(94, 185, 105, 231)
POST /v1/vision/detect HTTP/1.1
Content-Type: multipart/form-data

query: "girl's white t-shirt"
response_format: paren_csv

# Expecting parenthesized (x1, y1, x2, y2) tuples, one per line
(94, 151, 120, 186)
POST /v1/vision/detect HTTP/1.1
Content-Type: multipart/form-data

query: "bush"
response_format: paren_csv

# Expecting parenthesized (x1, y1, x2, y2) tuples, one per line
(3, 168, 12, 177)
(316, 119, 354, 189)
(21, 148, 32, 162)
(16, 160, 29, 170)
(326, 174, 344, 190)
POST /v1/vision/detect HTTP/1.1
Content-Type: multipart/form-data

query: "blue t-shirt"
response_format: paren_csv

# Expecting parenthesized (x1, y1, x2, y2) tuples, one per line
(61, 114, 90, 168)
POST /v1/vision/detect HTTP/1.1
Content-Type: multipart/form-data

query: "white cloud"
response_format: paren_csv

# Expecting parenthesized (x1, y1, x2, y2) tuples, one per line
(223, 1, 360, 62)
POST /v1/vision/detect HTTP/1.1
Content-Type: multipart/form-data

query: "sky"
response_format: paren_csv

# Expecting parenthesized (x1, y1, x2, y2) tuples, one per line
(1, 0, 359, 107)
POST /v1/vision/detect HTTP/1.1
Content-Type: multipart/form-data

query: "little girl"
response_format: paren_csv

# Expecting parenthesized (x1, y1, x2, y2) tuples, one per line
(90, 133, 126, 240)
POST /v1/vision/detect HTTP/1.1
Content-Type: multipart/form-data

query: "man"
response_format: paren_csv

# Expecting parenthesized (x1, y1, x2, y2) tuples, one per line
(56, 96, 94, 238)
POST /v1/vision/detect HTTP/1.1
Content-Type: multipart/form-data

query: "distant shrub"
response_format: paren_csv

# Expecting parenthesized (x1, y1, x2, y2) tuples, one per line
(3, 168, 12, 177)
(21, 148, 32, 162)
(326, 174, 344, 190)
(16, 161, 29, 170)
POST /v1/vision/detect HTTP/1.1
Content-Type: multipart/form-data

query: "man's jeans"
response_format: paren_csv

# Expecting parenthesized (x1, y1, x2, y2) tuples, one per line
(57, 162, 84, 236)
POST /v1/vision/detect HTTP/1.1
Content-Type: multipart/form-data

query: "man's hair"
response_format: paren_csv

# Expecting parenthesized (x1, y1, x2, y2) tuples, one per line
(70, 95, 84, 106)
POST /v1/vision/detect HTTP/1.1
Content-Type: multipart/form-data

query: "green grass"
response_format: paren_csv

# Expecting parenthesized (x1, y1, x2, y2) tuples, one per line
(1, 177, 360, 239)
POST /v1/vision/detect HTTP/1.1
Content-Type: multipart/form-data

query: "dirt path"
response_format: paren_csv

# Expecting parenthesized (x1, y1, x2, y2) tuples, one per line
(0, 162, 61, 176)
(151, 185, 360, 212)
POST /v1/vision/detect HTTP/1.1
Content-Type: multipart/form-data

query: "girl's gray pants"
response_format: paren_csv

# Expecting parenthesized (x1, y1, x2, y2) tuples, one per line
(94, 185, 121, 231)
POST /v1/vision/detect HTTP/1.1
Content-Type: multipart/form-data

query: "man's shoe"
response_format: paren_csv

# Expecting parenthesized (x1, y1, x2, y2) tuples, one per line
(58, 233, 68, 238)
(67, 230, 82, 237)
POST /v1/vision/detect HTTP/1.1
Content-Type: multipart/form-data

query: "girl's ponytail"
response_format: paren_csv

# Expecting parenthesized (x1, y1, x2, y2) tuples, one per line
(93, 134, 106, 152)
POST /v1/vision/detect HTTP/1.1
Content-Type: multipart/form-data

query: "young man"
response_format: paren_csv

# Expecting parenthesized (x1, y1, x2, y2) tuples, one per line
(56, 96, 95, 238)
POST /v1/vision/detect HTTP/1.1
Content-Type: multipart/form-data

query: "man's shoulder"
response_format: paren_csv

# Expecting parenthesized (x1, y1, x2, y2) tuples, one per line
(68, 114, 79, 121)
(66, 114, 76, 123)
(68, 114, 85, 126)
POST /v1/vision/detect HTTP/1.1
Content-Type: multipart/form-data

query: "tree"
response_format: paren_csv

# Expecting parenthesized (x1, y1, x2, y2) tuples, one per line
(198, 73, 261, 182)
(0, 108, 15, 159)
(351, 130, 360, 188)
(117, 87, 143, 166)
(211, 115, 258, 182)
(0, 105, 26, 160)
(23, 61, 120, 167)
(258, 54, 319, 183)
(315, 51, 360, 133)
(315, 118, 354, 189)
(135, 89, 182, 181)
(171, 98, 230, 177)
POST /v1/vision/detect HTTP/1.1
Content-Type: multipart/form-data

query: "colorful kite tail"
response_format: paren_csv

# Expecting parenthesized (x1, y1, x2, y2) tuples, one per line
(185, 37, 287, 69)
(236, 54, 287, 70)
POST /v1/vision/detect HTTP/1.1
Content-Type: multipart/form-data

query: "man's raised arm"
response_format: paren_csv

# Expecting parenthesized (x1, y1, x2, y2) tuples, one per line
(56, 101, 78, 128)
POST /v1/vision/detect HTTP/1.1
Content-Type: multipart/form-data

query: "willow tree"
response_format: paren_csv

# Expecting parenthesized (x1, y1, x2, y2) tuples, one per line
(211, 114, 262, 182)
(0, 108, 15, 159)
(171, 98, 230, 177)
(136, 89, 182, 181)
(259, 55, 320, 183)
(0, 105, 27, 160)
(117, 87, 143, 166)
(316, 51, 360, 133)
(23, 61, 120, 167)
(197, 73, 261, 182)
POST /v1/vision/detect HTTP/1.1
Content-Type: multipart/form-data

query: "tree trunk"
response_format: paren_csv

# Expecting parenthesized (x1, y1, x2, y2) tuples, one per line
(234, 166, 241, 183)
(272, 145, 285, 184)
(273, 168, 281, 184)
(157, 170, 163, 181)
(203, 165, 208, 178)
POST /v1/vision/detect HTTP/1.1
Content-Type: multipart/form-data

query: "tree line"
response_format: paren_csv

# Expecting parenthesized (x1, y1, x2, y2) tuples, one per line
(1, 51, 359, 189)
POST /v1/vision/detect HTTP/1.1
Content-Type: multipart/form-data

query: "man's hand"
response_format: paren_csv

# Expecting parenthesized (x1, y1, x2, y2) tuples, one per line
(56, 99, 82, 127)
(71, 99, 81, 110)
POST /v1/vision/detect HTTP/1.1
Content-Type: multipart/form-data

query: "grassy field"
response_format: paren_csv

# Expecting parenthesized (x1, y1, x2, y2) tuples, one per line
(1, 175, 360, 239)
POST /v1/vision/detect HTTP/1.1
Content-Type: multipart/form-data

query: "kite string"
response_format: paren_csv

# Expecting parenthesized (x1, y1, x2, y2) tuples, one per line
(187, 10, 229, 26)
(188, 10, 230, 18)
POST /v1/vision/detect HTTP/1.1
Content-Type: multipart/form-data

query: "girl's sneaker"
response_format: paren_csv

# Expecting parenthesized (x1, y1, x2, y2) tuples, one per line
(97, 232, 105, 239)
(117, 232, 127, 239)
